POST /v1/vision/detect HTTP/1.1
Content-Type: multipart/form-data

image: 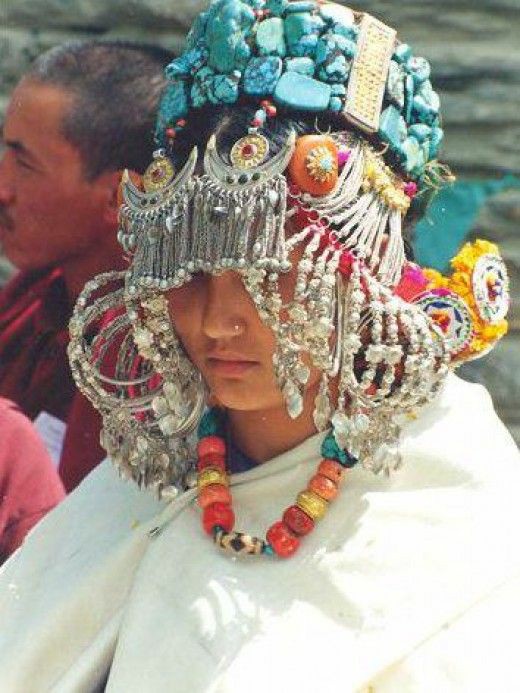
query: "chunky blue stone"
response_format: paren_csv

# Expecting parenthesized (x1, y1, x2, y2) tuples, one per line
(319, 3, 355, 30)
(155, 80, 189, 141)
(165, 43, 208, 80)
(329, 96, 343, 112)
(331, 83, 346, 97)
(386, 59, 405, 110)
(191, 65, 215, 107)
(290, 33, 319, 58)
(321, 432, 358, 467)
(408, 123, 431, 143)
(209, 72, 241, 104)
(243, 0, 264, 8)
(265, 0, 289, 16)
(393, 43, 412, 64)
(413, 83, 440, 125)
(205, 0, 255, 73)
(256, 17, 287, 57)
(285, 11, 325, 48)
(284, 1, 318, 13)
(197, 409, 225, 438)
(317, 53, 350, 83)
(185, 10, 209, 51)
(243, 56, 283, 96)
(404, 74, 415, 123)
(429, 126, 444, 158)
(284, 56, 315, 76)
(402, 136, 422, 173)
(274, 70, 332, 111)
(379, 105, 407, 152)
(407, 56, 431, 85)
(316, 33, 356, 63)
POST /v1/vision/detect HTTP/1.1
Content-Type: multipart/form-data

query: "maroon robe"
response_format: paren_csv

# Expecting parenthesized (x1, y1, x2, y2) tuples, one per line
(0, 268, 105, 491)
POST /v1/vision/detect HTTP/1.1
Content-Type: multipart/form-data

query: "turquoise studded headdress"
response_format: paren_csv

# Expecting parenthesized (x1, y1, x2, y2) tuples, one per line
(156, 0, 444, 182)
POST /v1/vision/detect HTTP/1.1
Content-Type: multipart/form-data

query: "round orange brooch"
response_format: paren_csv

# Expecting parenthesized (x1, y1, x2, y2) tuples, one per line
(288, 135, 339, 196)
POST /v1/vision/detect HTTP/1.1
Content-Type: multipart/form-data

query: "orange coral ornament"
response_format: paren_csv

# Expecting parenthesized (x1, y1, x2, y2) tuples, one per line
(288, 135, 339, 196)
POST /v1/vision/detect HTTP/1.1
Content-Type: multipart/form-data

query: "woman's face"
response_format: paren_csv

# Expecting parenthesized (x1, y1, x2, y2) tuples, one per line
(167, 249, 322, 413)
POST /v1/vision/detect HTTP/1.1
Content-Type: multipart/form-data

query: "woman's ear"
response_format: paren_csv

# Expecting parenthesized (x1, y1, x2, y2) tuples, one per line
(100, 169, 142, 228)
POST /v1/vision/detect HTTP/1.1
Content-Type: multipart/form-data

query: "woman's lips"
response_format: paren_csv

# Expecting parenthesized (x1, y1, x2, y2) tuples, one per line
(206, 356, 259, 377)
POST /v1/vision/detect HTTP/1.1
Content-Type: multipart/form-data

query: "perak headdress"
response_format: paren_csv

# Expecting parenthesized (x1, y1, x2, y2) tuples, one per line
(69, 0, 510, 502)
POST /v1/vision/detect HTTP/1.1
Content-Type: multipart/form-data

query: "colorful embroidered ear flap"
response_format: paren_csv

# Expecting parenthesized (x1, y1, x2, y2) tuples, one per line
(416, 240, 510, 363)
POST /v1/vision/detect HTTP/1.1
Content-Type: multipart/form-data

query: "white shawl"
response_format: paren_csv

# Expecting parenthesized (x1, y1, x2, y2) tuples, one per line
(1, 374, 519, 692)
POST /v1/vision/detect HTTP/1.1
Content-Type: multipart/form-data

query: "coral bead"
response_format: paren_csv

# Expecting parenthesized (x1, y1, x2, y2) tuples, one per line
(197, 435, 226, 458)
(266, 521, 300, 558)
(288, 135, 339, 196)
(203, 502, 235, 535)
(198, 484, 232, 509)
(309, 474, 338, 501)
(197, 453, 226, 472)
(318, 459, 345, 485)
(283, 505, 315, 536)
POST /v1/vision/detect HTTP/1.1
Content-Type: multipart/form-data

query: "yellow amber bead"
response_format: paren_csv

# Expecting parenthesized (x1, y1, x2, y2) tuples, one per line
(297, 490, 329, 521)
(197, 468, 228, 490)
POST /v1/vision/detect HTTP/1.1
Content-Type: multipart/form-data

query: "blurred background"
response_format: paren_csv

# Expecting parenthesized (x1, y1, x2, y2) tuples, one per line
(1, 0, 519, 443)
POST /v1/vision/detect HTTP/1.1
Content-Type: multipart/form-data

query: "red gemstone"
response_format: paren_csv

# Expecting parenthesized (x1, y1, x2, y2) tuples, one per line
(309, 474, 338, 501)
(283, 505, 315, 536)
(404, 181, 418, 198)
(197, 453, 226, 472)
(197, 435, 226, 458)
(267, 521, 301, 558)
(266, 105, 277, 118)
(176, 119, 187, 128)
(241, 143, 257, 158)
(203, 502, 235, 535)
(165, 128, 176, 139)
(251, 118, 262, 128)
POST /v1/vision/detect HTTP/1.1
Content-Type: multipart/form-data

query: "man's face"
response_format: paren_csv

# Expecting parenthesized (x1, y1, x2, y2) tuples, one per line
(0, 78, 113, 271)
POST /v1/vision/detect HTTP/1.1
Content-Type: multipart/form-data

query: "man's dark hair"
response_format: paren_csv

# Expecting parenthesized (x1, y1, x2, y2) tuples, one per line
(27, 40, 173, 179)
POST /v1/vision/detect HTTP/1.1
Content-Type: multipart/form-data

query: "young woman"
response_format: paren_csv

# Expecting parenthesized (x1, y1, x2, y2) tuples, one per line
(1, 2, 519, 690)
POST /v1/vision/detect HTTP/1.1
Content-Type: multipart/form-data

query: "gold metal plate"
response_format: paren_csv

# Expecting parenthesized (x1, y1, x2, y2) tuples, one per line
(344, 14, 397, 134)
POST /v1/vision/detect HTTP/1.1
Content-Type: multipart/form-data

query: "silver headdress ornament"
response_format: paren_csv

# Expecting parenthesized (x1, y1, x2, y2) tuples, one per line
(68, 2, 462, 493)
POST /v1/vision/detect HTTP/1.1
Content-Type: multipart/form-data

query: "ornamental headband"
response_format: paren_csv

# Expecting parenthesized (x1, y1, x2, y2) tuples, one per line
(155, 0, 444, 182)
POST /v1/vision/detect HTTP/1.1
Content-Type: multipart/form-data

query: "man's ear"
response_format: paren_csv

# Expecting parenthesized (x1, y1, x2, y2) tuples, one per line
(99, 169, 141, 228)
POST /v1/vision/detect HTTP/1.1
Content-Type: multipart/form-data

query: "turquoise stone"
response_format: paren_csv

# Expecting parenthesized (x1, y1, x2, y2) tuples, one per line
(407, 56, 431, 85)
(209, 72, 241, 104)
(243, 0, 264, 8)
(154, 80, 189, 141)
(290, 34, 319, 58)
(329, 96, 343, 112)
(319, 3, 355, 29)
(165, 43, 208, 80)
(285, 1, 317, 13)
(284, 56, 315, 76)
(191, 66, 215, 107)
(404, 74, 415, 123)
(331, 83, 346, 97)
(243, 56, 283, 96)
(256, 17, 286, 57)
(198, 409, 225, 437)
(429, 126, 444, 158)
(205, 0, 255, 73)
(321, 433, 347, 463)
(274, 71, 332, 111)
(413, 82, 440, 125)
(379, 105, 407, 152)
(402, 136, 422, 173)
(408, 123, 431, 143)
(265, 0, 289, 16)
(386, 59, 405, 110)
(185, 10, 209, 51)
(393, 43, 412, 64)
(316, 33, 355, 83)
(317, 53, 350, 84)
(285, 11, 325, 56)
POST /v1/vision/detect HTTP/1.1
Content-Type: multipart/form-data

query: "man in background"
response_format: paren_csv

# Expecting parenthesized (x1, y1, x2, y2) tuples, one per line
(0, 40, 172, 491)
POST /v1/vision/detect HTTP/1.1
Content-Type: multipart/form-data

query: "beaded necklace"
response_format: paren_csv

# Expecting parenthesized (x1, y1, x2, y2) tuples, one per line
(196, 408, 359, 559)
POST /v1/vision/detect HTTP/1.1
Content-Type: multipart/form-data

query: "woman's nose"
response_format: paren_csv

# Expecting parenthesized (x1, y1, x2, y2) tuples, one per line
(202, 272, 248, 341)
